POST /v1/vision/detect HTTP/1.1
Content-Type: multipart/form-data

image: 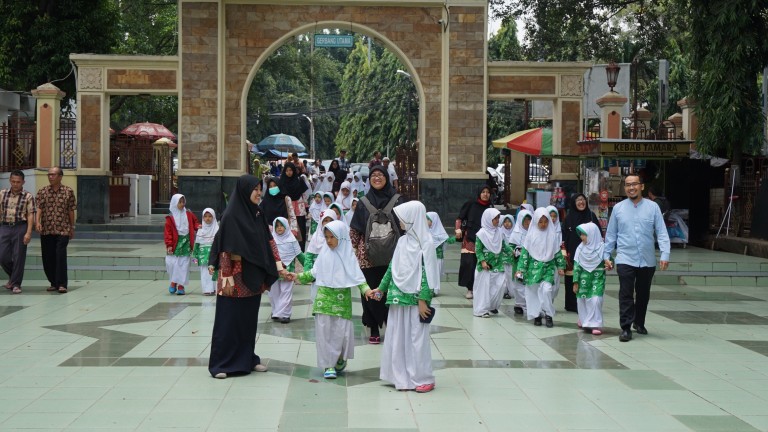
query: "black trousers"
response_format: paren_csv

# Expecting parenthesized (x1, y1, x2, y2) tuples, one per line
(616, 264, 655, 330)
(297, 215, 307, 252)
(458, 252, 478, 291)
(563, 274, 578, 312)
(0, 224, 28, 287)
(40, 234, 70, 288)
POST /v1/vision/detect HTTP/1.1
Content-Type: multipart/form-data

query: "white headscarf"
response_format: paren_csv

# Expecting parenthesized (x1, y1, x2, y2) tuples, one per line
(475, 208, 503, 254)
(309, 192, 325, 223)
(335, 181, 353, 209)
(351, 173, 365, 195)
(345, 173, 353, 183)
(344, 198, 359, 226)
(500, 214, 515, 244)
(319, 172, 334, 193)
(426, 211, 449, 247)
(391, 201, 439, 294)
(196, 208, 218, 246)
(510, 209, 532, 246)
(520, 203, 534, 214)
(169, 194, 189, 236)
(523, 207, 560, 262)
(307, 210, 338, 254)
(311, 220, 367, 288)
(546, 205, 562, 235)
(321, 191, 335, 209)
(574, 222, 604, 272)
(272, 217, 301, 264)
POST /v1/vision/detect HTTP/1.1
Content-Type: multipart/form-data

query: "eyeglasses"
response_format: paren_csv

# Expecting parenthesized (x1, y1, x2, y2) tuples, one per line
(370, 173, 385, 179)
(624, 182, 641, 188)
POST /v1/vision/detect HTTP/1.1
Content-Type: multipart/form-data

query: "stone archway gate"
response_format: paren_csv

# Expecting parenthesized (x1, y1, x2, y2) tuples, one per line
(70, 0, 589, 223)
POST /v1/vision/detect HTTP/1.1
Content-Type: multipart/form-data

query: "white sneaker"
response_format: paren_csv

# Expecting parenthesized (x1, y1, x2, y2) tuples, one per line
(254, 364, 268, 372)
(214, 373, 227, 379)
(465, 291, 473, 299)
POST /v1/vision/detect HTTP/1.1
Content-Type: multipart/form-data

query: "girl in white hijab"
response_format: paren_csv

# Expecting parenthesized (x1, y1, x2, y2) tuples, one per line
(344, 197, 359, 227)
(305, 209, 338, 304)
(546, 205, 565, 298)
(292, 220, 371, 380)
(500, 214, 516, 301)
(319, 172, 334, 193)
(374, 201, 438, 393)
(573, 222, 606, 335)
(268, 217, 303, 324)
(165, 194, 199, 296)
(193, 208, 219, 295)
(517, 208, 566, 327)
(351, 172, 365, 198)
(335, 181, 353, 212)
(426, 211, 452, 296)
(509, 209, 532, 315)
(472, 208, 511, 318)
(308, 192, 325, 235)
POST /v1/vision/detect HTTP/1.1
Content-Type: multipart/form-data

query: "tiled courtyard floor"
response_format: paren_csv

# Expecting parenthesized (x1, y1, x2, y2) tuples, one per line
(0, 240, 767, 431)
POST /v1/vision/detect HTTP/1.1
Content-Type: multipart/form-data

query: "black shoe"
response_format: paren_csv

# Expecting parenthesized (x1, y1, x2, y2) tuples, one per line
(279, 317, 290, 324)
(513, 306, 524, 315)
(271, 316, 279, 321)
(503, 293, 512, 299)
(490, 309, 499, 315)
(545, 315, 554, 328)
(619, 329, 632, 342)
(633, 324, 648, 335)
(533, 316, 542, 326)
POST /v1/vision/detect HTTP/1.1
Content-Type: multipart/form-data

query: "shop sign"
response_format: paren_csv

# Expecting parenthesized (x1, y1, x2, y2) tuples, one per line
(600, 140, 690, 157)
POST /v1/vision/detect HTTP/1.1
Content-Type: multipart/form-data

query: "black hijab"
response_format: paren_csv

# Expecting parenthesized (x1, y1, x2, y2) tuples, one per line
(562, 193, 599, 255)
(260, 176, 287, 225)
(208, 175, 278, 291)
(457, 185, 492, 242)
(278, 161, 308, 200)
(350, 165, 403, 233)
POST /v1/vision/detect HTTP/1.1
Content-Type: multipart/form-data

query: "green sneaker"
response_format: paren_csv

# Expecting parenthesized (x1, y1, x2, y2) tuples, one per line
(323, 368, 337, 379)
(335, 358, 347, 372)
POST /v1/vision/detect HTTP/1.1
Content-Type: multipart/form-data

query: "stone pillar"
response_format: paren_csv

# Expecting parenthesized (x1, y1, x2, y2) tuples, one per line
(31, 83, 65, 169)
(668, 113, 683, 139)
(677, 97, 698, 140)
(595, 91, 628, 139)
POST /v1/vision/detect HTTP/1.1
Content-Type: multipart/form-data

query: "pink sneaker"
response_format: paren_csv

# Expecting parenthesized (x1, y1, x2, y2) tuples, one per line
(415, 383, 435, 393)
(591, 328, 602, 335)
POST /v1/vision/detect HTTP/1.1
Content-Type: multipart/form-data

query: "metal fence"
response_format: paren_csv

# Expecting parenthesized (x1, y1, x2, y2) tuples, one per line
(59, 111, 77, 169)
(0, 113, 36, 172)
(394, 142, 419, 201)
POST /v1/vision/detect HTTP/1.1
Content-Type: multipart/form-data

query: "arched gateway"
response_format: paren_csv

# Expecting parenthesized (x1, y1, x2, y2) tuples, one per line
(70, 0, 587, 223)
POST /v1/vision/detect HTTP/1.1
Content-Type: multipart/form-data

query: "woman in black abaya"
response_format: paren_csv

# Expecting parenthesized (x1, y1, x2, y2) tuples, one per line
(455, 186, 493, 299)
(278, 162, 310, 250)
(207, 175, 289, 379)
(561, 193, 599, 312)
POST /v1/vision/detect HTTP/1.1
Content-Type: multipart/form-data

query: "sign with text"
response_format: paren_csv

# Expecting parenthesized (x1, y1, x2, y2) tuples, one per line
(314, 34, 354, 48)
(600, 140, 690, 157)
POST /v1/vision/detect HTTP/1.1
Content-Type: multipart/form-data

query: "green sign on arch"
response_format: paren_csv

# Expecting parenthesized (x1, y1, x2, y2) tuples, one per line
(314, 34, 354, 48)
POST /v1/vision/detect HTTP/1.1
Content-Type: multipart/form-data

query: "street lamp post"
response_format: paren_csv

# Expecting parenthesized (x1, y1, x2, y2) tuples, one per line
(301, 114, 315, 160)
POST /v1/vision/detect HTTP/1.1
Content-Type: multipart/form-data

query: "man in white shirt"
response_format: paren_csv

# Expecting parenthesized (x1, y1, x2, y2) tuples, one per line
(382, 157, 398, 190)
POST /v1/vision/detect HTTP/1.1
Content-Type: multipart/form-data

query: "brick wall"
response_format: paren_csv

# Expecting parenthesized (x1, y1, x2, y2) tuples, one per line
(488, 76, 556, 95)
(180, 2, 218, 170)
(80, 95, 101, 169)
(448, 6, 485, 172)
(561, 100, 581, 173)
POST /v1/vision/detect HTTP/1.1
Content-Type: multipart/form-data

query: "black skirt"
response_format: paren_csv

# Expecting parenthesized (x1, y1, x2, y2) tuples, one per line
(458, 252, 478, 290)
(361, 266, 389, 329)
(208, 294, 263, 376)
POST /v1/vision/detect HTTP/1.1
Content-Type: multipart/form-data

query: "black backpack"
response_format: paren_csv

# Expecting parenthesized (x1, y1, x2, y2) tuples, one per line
(360, 194, 401, 267)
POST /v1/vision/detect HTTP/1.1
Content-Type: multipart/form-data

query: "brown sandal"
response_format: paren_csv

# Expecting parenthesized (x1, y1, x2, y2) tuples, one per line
(11, 287, 21, 294)
(58, 287, 68, 294)
(47, 286, 57, 292)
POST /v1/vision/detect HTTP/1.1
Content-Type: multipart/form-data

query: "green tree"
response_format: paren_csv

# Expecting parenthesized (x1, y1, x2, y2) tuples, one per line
(688, 0, 768, 162)
(0, 0, 120, 98)
(488, 17, 523, 62)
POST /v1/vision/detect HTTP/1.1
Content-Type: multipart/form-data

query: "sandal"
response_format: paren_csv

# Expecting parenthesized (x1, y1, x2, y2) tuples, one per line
(47, 286, 57, 292)
(368, 336, 380, 345)
(58, 287, 67, 294)
(11, 286, 21, 294)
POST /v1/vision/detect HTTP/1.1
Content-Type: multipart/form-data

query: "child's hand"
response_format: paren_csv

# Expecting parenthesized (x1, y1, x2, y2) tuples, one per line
(418, 299, 431, 320)
(558, 269, 565, 276)
(481, 261, 490, 271)
(572, 283, 578, 294)
(604, 259, 613, 271)
(192, 258, 198, 265)
(208, 265, 215, 276)
(166, 246, 173, 254)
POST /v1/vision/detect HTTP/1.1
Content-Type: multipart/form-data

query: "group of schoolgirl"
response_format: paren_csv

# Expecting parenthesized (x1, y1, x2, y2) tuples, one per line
(470, 204, 606, 333)
(288, 200, 439, 393)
